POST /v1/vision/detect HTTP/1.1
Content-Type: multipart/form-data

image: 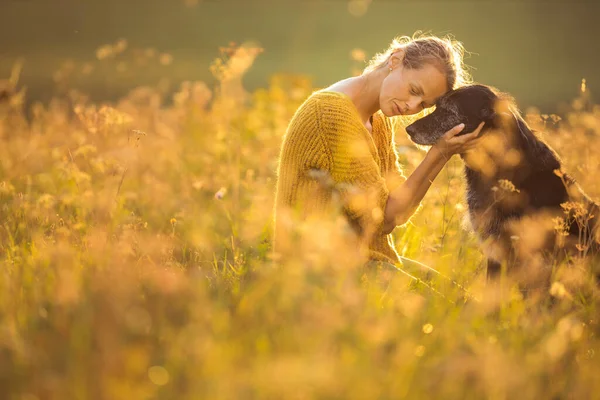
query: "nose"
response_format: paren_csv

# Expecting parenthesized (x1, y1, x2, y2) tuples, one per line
(405, 124, 416, 137)
(406, 98, 422, 114)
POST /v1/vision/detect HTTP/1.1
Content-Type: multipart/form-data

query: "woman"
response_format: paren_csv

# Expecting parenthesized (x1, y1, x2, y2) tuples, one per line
(273, 34, 485, 269)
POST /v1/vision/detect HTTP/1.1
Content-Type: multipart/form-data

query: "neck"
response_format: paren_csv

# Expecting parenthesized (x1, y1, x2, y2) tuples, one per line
(346, 68, 386, 123)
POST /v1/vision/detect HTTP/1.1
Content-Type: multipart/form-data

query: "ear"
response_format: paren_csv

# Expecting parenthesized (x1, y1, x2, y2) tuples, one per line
(388, 49, 405, 69)
(480, 106, 496, 122)
(484, 97, 514, 125)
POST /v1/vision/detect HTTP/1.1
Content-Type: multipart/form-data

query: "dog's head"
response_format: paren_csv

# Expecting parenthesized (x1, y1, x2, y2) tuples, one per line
(405, 84, 501, 145)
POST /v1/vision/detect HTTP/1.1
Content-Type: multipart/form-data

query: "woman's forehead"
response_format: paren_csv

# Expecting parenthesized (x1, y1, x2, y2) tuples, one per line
(409, 64, 448, 102)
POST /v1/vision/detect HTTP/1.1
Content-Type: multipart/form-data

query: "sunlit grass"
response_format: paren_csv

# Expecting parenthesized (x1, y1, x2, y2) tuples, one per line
(0, 44, 599, 399)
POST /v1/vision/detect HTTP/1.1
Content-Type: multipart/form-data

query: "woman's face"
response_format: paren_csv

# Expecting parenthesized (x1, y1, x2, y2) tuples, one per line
(379, 53, 449, 116)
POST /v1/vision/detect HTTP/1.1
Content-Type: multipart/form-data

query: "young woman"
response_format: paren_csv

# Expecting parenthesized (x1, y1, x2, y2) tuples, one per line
(273, 34, 485, 268)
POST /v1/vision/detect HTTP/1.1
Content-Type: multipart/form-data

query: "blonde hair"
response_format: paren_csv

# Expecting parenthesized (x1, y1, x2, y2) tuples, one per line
(363, 32, 472, 90)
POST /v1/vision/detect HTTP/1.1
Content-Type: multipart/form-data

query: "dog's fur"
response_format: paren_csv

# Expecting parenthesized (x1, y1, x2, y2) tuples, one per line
(405, 84, 600, 288)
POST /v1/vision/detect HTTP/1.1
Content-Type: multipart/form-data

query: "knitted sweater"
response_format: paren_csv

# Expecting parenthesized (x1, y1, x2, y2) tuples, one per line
(273, 91, 406, 264)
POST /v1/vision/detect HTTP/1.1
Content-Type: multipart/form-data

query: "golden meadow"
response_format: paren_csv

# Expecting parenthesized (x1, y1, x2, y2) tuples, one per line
(1, 41, 599, 399)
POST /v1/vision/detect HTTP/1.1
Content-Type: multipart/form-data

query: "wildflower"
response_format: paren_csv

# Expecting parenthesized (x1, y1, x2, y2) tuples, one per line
(552, 217, 569, 237)
(575, 243, 589, 252)
(36, 194, 56, 210)
(422, 323, 434, 334)
(99, 106, 133, 126)
(0, 181, 15, 196)
(497, 179, 520, 193)
(307, 168, 334, 189)
(549, 281, 570, 299)
(214, 187, 227, 200)
(131, 129, 147, 139)
(96, 44, 113, 60)
(192, 180, 205, 190)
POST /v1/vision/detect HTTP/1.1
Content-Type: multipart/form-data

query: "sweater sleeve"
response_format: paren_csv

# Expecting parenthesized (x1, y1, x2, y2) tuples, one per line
(314, 99, 390, 237)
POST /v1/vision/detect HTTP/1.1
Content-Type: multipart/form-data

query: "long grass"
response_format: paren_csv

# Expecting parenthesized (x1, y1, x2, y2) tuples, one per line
(1, 44, 599, 399)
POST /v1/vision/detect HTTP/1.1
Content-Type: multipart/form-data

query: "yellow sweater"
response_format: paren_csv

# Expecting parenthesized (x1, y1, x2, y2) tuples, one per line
(273, 91, 406, 264)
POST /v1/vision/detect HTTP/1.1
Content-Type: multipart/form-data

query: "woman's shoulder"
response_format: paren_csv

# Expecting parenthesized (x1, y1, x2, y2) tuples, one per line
(305, 90, 356, 111)
(291, 90, 359, 128)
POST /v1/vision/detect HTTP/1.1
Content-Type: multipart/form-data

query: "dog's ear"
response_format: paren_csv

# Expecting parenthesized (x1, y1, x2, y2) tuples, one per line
(480, 106, 496, 122)
(480, 97, 509, 122)
(485, 98, 515, 125)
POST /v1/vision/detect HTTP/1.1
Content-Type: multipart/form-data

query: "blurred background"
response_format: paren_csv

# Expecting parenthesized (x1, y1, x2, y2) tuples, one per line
(2, 2, 600, 398)
(0, 0, 598, 113)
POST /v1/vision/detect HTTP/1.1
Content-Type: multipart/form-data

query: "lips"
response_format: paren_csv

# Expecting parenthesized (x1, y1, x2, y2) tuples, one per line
(393, 102, 402, 115)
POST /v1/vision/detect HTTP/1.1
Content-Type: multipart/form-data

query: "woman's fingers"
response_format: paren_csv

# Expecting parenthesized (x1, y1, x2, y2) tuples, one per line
(461, 122, 486, 152)
(435, 121, 486, 158)
(442, 123, 465, 139)
(469, 121, 486, 138)
(453, 121, 486, 144)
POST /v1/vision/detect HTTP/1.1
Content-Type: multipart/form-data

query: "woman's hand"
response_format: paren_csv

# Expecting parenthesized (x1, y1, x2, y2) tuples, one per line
(432, 121, 485, 159)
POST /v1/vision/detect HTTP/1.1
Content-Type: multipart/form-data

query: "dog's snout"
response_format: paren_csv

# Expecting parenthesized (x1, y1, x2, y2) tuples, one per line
(405, 124, 416, 137)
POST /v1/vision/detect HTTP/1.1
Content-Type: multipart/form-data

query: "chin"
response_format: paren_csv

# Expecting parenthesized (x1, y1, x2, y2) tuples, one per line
(381, 107, 395, 117)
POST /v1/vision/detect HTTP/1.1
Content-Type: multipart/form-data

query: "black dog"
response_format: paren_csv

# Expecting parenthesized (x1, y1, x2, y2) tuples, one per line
(405, 84, 600, 288)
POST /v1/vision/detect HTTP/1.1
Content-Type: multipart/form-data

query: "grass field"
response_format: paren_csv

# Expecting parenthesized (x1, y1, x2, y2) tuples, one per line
(1, 45, 599, 399)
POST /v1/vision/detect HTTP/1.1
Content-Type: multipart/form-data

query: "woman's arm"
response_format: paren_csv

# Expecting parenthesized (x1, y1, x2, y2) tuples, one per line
(381, 122, 485, 234)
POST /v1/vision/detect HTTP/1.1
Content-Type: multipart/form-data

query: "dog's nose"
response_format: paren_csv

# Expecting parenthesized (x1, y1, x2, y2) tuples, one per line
(405, 124, 415, 137)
